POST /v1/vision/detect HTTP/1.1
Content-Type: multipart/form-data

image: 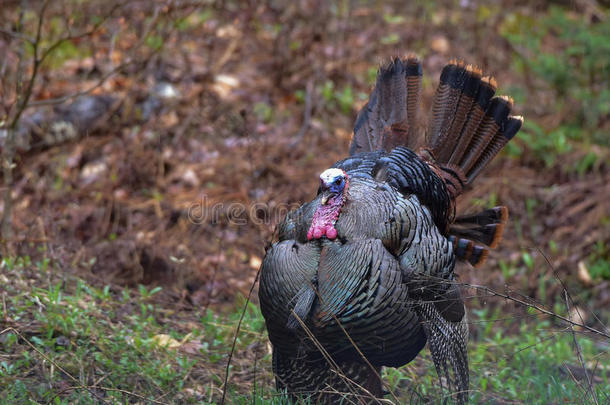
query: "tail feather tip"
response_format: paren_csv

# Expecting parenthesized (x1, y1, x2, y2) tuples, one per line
(470, 245, 489, 268)
(503, 116, 523, 140)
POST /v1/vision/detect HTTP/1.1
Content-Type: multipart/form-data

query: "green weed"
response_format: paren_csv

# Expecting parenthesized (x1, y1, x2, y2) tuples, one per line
(501, 7, 610, 171)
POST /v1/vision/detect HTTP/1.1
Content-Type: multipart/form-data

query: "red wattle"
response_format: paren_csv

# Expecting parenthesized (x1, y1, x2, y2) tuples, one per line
(307, 193, 345, 241)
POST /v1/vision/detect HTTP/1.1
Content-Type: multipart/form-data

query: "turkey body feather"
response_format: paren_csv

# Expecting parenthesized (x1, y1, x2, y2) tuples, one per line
(259, 56, 523, 404)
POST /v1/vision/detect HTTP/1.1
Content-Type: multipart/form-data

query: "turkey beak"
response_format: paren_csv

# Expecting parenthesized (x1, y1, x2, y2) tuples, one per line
(320, 190, 336, 205)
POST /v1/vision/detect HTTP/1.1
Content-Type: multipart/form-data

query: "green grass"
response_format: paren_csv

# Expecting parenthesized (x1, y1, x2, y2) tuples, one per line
(466, 307, 608, 404)
(1, 256, 608, 404)
(0, 256, 270, 404)
(501, 6, 609, 172)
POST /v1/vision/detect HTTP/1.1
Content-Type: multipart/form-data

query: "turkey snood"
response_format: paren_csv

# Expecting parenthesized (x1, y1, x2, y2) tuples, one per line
(307, 168, 348, 240)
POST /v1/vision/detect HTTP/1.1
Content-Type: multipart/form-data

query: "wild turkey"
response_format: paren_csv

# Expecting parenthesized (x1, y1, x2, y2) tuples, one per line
(259, 56, 523, 404)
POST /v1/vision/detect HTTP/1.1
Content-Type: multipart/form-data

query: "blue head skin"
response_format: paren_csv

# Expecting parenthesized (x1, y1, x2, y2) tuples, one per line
(319, 168, 347, 205)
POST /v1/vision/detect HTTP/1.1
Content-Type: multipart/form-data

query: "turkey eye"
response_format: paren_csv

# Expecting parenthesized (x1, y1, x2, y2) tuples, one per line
(334, 178, 342, 185)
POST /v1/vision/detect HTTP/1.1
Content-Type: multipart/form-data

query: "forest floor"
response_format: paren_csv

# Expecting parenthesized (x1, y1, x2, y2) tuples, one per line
(0, 1, 608, 403)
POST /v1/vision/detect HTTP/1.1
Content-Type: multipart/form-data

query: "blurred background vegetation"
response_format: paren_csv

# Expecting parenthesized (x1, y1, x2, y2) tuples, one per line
(0, 0, 608, 403)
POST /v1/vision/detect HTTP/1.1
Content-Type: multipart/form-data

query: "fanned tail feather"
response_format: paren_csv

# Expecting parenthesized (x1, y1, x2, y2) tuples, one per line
(422, 61, 521, 267)
(350, 58, 522, 267)
(447, 75, 497, 165)
(453, 206, 508, 226)
(450, 224, 504, 249)
(464, 115, 522, 183)
(449, 236, 489, 268)
(429, 62, 483, 163)
(350, 55, 422, 155)
(449, 206, 509, 267)
(406, 57, 422, 135)
(351, 58, 522, 187)
(426, 60, 523, 190)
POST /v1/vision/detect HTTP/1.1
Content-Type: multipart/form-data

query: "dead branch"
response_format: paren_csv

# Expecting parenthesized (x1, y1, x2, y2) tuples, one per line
(0, 27, 35, 44)
(0, 1, 168, 250)
(35, 2, 122, 65)
(1, 0, 29, 252)
(463, 283, 610, 339)
(27, 60, 135, 108)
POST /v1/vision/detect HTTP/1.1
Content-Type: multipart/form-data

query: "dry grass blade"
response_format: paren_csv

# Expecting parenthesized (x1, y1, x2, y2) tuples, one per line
(288, 310, 378, 404)
(220, 266, 261, 405)
(565, 290, 599, 405)
(325, 309, 403, 404)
